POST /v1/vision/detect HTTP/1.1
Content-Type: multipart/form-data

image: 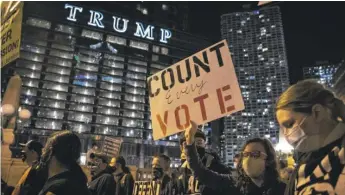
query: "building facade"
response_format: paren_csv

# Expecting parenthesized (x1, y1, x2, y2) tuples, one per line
(220, 6, 290, 166)
(303, 61, 339, 88)
(1, 2, 210, 167)
(332, 60, 345, 102)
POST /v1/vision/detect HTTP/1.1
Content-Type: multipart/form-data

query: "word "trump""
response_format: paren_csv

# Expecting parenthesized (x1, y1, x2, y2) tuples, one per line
(64, 4, 172, 44)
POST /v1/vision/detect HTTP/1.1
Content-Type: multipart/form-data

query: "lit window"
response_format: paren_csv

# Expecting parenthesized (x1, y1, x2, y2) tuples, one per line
(81, 29, 103, 40)
(26, 17, 51, 29)
(106, 35, 126, 45)
(55, 24, 75, 34)
(129, 40, 149, 51)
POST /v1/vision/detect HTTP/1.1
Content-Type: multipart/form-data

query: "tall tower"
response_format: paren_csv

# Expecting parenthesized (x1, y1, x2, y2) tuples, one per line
(220, 6, 290, 166)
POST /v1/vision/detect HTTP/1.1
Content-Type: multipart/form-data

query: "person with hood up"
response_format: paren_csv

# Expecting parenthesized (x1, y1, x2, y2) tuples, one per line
(177, 130, 230, 195)
(275, 80, 345, 195)
(38, 130, 90, 195)
(110, 156, 134, 195)
(184, 121, 286, 195)
(88, 153, 116, 195)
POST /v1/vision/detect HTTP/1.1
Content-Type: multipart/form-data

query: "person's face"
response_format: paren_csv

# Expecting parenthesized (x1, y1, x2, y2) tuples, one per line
(22, 146, 38, 165)
(152, 157, 164, 180)
(91, 158, 107, 175)
(195, 137, 206, 148)
(93, 145, 98, 150)
(276, 105, 333, 141)
(241, 142, 267, 178)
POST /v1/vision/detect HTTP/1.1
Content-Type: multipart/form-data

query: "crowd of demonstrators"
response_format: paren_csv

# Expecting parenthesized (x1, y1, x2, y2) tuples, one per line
(12, 140, 46, 195)
(184, 121, 286, 195)
(88, 153, 116, 195)
(5, 79, 345, 195)
(275, 80, 345, 195)
(110, 156, 134, 195)
(177, 130, 230, 195)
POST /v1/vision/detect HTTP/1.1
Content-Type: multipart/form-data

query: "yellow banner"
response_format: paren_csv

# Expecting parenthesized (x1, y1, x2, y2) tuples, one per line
(1, 1, 23, 68)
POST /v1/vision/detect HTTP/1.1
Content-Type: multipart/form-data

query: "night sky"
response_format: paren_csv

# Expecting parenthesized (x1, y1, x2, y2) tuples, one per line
(188, 2, 345, 84)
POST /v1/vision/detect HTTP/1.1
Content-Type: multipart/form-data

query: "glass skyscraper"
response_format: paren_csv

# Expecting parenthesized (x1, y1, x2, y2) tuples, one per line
(1, 2, 210, 167)
(220, 6, 290, 166)
(303, 61, 339, 88)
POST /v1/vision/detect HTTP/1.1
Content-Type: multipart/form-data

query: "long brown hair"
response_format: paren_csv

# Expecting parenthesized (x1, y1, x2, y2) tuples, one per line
(276, 79, 345, 122)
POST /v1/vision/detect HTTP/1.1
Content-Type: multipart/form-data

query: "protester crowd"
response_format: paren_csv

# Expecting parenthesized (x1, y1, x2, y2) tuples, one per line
(1, 80, 345, 195)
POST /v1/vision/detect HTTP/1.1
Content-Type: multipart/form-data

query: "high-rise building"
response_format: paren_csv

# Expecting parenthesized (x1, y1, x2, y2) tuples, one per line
(1, 2, 209, 167)
(220, 6, 290, 166)
(332, 60, 345, 102)
(303, 61, 339, 88)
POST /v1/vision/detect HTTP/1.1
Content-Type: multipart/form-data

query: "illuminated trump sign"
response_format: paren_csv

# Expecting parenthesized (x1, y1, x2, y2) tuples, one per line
(64, 4, 172, 44)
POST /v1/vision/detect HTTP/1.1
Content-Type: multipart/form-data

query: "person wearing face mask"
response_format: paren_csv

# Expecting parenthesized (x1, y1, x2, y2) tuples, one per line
(38, 130, 90, 195)
(12, 140, 46, 195)
(184, 121, 286, 195)
(177, 130, 230, 195)
(152, 154, 178, 195)
(275, 80, 345, 195)
(87, 143, 99, 167)
(109, 156, 134, 195)
(88, 153, 116, 195)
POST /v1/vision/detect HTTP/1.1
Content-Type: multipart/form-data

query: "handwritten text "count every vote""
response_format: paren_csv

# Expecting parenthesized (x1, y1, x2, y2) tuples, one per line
(148, 42, 237, 132)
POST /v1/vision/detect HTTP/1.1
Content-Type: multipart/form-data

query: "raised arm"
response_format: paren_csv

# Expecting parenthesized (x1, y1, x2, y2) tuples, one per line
(184, 121, 241, 194)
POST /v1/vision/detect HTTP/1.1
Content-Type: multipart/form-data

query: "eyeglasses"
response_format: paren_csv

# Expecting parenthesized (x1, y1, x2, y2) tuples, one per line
(241, 151, 267, 159)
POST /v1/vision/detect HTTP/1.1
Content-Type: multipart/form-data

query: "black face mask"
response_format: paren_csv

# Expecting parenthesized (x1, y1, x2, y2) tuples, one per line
(152, 167, 163, 180)
(196, 146, 205, 157)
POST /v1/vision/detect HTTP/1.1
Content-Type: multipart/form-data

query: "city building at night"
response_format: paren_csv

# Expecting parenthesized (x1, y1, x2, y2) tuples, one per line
(220, 6, 290, 166)
(1, 2, 210, 168)
(303, 61, 339, 88)
(332, 60, 345, 102)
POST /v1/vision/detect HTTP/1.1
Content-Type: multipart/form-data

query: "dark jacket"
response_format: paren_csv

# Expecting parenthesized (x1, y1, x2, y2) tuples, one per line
(12, 161, 47, 195)
(114, 171, 134, 195)
(186, 143, 286, 195)
(88, 167, 116, 195)
(177, 151, 230, 195)
(285, 129, 345, 195)
(156, 174, 178, 195)
(38, 171, 90, 195)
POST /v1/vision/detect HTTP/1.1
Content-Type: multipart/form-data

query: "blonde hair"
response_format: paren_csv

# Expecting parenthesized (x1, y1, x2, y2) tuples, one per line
(276, 79, 345, 122)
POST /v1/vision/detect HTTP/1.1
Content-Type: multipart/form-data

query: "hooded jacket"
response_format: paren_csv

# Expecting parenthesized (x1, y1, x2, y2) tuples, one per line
(285, 123, 345, 195)
(185, 143, 286, 195)
(114, 170, 134, 195)
(88, 166, 115, 195)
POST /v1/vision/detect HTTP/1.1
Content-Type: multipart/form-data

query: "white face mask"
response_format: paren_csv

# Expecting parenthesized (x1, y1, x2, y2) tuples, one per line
(285, 116, 308, 149)
(242, 157, 265, 178)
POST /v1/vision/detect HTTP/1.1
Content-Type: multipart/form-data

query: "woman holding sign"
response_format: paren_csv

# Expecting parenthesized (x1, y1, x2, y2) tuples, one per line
(184, 121, 286, 195)
(275, 80, 345, 195)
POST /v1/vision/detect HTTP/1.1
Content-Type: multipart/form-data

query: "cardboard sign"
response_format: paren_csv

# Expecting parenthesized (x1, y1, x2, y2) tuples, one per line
(132, 181, 161, 195)
(1, 2, 23, 68)
(101, 136, 123, 157)
(148, 40, 244, 140)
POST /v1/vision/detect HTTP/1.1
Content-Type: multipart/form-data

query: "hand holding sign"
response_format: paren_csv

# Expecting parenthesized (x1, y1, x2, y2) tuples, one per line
(148, 40, 245, 140)
(185, 121, 198, 145)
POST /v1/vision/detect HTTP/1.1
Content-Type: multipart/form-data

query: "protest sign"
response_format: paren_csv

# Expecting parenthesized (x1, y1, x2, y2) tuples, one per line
(1, 2, 23, 68)
(101, 136, 123, 157)
(132, 181, 161, 195)
(148, 40, 245, 140)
